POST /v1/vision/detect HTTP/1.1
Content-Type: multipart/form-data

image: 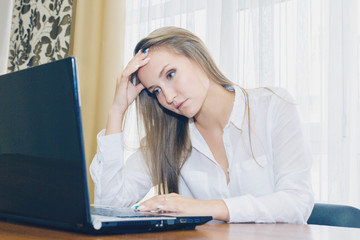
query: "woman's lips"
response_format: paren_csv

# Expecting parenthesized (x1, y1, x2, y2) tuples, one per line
(176, 99, 187, 110)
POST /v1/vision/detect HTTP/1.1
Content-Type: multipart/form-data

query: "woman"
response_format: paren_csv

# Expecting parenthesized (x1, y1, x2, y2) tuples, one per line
(90, 26, 314, 223)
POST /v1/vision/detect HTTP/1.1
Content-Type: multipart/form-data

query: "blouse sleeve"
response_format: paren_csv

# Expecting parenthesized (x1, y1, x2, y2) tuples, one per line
(89, 129, 152, 208)
(223, 89, 314, 224)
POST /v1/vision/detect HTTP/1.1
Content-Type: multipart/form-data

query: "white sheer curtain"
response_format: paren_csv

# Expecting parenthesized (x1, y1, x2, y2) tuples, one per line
(125, 0, 360, 208)
(0, 0, 14, 74)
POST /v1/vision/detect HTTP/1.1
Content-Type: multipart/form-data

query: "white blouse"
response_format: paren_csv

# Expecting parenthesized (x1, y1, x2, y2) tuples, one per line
(90, 86, 314, 224)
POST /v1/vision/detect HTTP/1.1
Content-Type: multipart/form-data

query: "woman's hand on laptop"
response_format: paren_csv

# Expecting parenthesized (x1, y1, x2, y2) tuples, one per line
(135, 193, 230, 221)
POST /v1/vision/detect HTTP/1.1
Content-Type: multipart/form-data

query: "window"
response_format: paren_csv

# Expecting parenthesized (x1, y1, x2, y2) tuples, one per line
(125, 0, 360, 207)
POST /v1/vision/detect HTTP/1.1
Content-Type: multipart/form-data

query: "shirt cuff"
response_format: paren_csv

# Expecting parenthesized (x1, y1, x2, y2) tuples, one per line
(97, 129, 124, 162)
(223, 195, 256, 223)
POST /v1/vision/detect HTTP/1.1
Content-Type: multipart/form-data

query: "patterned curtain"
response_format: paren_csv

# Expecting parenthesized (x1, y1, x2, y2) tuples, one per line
(7, 0, 73, 72)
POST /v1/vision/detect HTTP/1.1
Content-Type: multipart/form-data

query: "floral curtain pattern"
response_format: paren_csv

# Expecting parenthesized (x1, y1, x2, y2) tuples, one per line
(7, 0, 73, 72)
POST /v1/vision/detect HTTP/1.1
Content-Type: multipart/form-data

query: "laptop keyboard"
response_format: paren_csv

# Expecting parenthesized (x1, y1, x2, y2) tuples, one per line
(91, 207, 163, 218)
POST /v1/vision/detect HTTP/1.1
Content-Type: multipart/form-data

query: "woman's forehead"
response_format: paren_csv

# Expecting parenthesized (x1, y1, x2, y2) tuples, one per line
(139, 48, 186, 73)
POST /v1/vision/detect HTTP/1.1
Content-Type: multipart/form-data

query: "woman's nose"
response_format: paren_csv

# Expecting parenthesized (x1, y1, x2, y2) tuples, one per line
(162, 86, 176, 104)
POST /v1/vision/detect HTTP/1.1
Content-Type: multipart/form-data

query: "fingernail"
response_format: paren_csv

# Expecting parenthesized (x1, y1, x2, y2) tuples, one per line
(133, 64, 140, 70)
(143, 48, 149, 54)
(144, 57, 150, 63)
(135, 205, 146, 211)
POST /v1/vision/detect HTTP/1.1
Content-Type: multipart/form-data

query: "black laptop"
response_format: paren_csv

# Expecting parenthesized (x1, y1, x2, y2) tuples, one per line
(0, 57, 212, 234)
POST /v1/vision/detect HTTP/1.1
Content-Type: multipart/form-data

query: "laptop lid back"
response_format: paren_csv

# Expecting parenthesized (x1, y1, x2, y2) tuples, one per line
(0, 57, 90, 228)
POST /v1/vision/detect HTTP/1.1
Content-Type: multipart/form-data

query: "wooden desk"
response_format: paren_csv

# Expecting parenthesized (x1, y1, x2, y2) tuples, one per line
(1, 220, 360, 240)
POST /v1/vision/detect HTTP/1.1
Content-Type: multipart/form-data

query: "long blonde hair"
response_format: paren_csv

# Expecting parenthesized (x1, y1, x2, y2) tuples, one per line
(131, 27, 248, 194)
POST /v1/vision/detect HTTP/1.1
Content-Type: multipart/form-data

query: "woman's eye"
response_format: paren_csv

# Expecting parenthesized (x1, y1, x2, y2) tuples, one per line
(167, 71, 175, 79)
(152, 88, 162, 95)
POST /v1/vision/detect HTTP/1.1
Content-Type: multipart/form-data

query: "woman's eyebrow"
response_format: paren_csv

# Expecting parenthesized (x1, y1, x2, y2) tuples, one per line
(147, 84, 155, 92)
(158, 64, 169, 78)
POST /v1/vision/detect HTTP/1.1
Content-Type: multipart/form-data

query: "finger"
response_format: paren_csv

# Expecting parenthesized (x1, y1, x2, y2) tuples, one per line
(132, 56, 150, 71)
(135, 82, 145, 93)
(137, 195, 167, 212)
(134, 49, 143, 57)
(138, 48, 149, 55)
(134, 48, 150, 66)
(121, 57, 150, 81)
(157, 204, 178, 213)
(124, 48, 150, 75)
(136, 203, 160, 212)
(134, 48, 149, 60)
(139, 57, 150, 67)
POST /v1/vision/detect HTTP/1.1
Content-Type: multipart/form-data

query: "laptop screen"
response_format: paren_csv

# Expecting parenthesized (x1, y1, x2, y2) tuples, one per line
(0, 57, 90, 226)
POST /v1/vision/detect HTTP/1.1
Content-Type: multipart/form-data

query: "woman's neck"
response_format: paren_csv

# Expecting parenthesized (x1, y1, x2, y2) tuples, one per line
(194, 81, 235, 132)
